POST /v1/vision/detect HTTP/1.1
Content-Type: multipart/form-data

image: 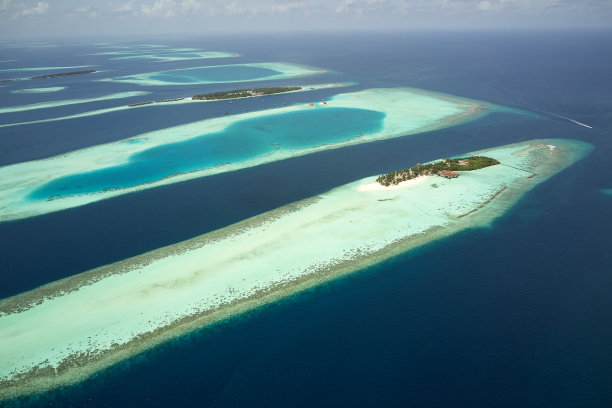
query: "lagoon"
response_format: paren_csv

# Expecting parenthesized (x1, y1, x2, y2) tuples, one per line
(0, 87, 490, 222)
(103, 62, 324, 85)
(30, 107, 385, 198)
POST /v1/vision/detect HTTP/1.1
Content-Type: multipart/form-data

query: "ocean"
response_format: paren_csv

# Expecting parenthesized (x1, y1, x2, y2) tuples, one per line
(1, 31, 611, 407)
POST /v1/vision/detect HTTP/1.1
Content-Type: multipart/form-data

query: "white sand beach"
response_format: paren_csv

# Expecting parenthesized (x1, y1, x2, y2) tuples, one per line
(357, 175, 430, 192)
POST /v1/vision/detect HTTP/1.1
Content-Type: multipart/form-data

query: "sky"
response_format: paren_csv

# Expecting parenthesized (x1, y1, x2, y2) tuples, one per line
(1, 0, 612, 40)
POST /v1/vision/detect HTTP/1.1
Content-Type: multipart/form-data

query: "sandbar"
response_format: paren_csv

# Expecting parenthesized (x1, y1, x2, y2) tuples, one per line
(86, 48, 199, 56)
(10, 87, 65, 94)
(0, 87, 492, 222)
(0, 139, 592, 400)
(111, 51, 238, 62)
(0, 91, 150, 114)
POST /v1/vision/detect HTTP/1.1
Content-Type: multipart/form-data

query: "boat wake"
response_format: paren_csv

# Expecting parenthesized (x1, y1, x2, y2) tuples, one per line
(541, 110, 592, 129)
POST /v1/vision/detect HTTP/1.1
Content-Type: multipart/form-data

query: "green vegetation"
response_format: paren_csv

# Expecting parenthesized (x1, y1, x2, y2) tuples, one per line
(1, 70, 97, 83)
(376, 156, 500, 186)
(192, 86, 302, 100)
(30, 70, 96, 79)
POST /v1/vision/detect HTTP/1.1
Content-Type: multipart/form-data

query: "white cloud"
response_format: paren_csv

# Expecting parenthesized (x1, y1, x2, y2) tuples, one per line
(268, 1, 307, 14)
(20, 1, 49, 17)
(114, 1, 135, 13)
(476, 1, 494, 11)
(141, 0, 177, 17)
(181, 0, 203, 12)
(223, 1, 243, 15)
(336, 0, 387, 14)
(71, 5, 99, 19)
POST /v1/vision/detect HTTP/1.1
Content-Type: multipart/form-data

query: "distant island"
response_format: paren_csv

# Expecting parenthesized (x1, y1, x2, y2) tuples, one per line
(127, 87, 304, 108)
(29, 70, 97, 79)
(192, 86, 302, 100)
(0, 70, 97, 83)
(377, 156, 500, 186)
(128, 97, 185, 107)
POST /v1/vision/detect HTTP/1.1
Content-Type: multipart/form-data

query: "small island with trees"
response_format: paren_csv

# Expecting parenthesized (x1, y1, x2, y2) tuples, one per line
(127, 86, 305, 107)
(0, 70, 97, 83)
(192, 86, 302, 100)
(376, 156, 500, 186)
(30, 70, 97, 79)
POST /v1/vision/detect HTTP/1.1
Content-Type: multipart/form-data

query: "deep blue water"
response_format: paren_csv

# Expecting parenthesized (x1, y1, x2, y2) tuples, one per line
(29, 107, 384, 198)
(1, 31, 611, 407)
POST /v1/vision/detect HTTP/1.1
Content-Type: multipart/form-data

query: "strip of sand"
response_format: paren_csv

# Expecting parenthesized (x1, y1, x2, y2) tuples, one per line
(0, 91, 150, 114)
(357, 175, 429, 192)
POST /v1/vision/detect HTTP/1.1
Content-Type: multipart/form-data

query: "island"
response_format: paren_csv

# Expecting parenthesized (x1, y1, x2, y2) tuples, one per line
(0, 139, 592, 400)
(29, 70, 97, 79)
(376, 156, 500, 186)
(192, 86, 302, 100)
(0, 70, 97, 83)
(128, 87, 303, 107)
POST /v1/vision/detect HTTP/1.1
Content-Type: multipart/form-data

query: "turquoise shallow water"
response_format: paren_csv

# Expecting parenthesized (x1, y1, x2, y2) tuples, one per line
(144, 65, 280, 83)
(29, 107, 385, 199)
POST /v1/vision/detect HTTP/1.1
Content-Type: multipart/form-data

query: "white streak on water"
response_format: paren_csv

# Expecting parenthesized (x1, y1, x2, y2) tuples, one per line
(542, 110, 593, 129)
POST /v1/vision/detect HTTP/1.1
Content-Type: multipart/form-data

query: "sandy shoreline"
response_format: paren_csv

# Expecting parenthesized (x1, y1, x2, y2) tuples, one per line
(0, 139, 592, 400)
(357, 175, 429, 192)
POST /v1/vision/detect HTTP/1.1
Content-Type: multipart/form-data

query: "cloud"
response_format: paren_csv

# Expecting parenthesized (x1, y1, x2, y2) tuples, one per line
(95, 0, 612, 21)
(268, 1, 307, 14)
(136, 0, 211, 17)
(336, 0, 386, 14)
(114, 1, 135, 13)
(70, 5, 100, 19)
(20, 1, 48, 17)
(476, 1, 494, 11)
(141, 0, 177, 17)
(4, 0, 608, 35)
(181, 0, 203, 12)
